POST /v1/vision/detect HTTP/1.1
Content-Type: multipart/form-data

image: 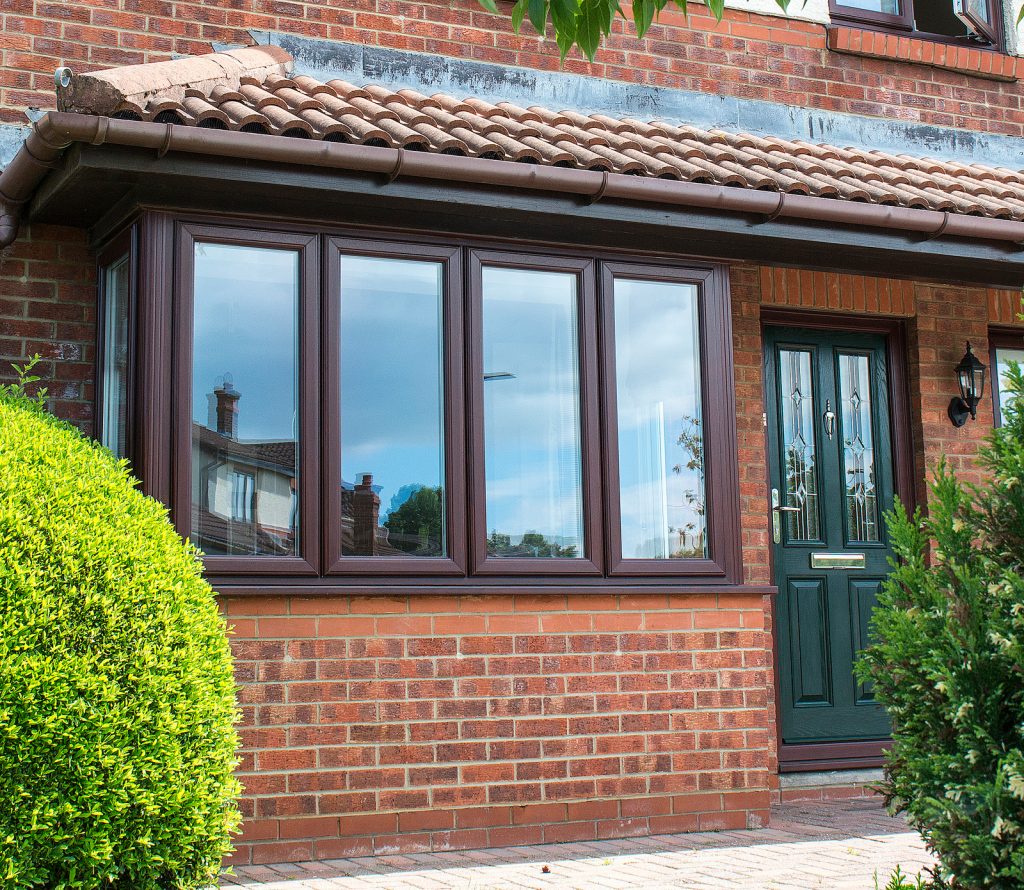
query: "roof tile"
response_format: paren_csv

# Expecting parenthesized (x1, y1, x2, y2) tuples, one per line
(55, 47, 1024, 223)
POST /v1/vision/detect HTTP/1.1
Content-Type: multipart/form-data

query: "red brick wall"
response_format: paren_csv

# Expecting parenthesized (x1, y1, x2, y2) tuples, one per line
(222, 592, 771, 865)
(0, 223, 96, 431)
(1, 1, 1021, 134)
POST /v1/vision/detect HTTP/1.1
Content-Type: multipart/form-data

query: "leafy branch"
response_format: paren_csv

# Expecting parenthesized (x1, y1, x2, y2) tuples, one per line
(475, 0, 795, 61)
(0, 355, 48, 410)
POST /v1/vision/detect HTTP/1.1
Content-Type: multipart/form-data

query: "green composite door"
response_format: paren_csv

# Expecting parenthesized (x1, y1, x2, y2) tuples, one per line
(764, 327, 894, 745)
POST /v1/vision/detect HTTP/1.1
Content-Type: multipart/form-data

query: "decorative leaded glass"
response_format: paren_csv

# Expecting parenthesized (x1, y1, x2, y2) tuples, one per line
(779, 349, 820, 541)
(839, 353, 879, 543)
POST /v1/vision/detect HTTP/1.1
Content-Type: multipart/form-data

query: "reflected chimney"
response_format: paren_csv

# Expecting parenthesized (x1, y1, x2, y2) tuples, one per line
(352, 473, 380, 556)
(213, 378, 240, 440)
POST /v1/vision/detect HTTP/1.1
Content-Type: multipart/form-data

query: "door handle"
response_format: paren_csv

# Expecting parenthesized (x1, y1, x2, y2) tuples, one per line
(771, 488, 801, 544)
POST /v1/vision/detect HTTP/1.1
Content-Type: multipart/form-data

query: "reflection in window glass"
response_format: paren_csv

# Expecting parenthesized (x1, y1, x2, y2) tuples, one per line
(339, 256, 445, 557)
(996, 347, 1024, 426)
(482, 267, 583, 558)
(840, 0, 898, 13)
(100, 256, 130, 458)
(614, 279, 706, 559)
(191, 243, 299, 557)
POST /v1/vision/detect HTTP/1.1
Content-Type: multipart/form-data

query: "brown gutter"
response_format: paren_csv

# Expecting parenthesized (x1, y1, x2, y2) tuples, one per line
(2, 111, 1023, 250)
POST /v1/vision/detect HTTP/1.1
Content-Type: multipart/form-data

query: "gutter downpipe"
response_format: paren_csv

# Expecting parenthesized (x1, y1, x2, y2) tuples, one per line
(1, 111, 1023, 250)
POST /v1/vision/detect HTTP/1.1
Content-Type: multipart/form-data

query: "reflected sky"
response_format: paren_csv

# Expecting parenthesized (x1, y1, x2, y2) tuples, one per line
(483, 267, 583, 552)
(192, 243, 298, 442)
(340, 255, 444, 521)
(614, 279, 705, 559)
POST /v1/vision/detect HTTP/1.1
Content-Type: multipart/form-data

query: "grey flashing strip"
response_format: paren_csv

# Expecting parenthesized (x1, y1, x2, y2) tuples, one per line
(0, 125, 30, 170)
(249, 30, 1024, 170)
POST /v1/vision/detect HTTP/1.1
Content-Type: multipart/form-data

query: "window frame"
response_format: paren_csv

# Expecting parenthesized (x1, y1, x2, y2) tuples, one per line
(990, 329, 1024, 428)
(96, 228, 137, 461)
(323, 238, 467, 576)
(118, 213, 747, 591)
(600, 262, 740, 581)
(173, 223, 322, 577)
(466, 249, 604, 577)
(828, 0, 1003, 48)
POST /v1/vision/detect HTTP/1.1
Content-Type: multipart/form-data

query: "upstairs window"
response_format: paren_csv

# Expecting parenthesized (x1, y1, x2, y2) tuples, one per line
(830, 0, 1002, 46)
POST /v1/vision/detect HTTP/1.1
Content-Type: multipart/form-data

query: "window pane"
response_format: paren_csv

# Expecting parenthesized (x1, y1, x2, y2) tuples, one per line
(615, 278, 706, 559)
(191, 243, 299, 557)
(996, 347, 1024, 426)
(779, 349, 820, 542)
(838, 353, 879, 543)
(482, 267, 583, 559)
(100, 256, 130, 458)
(841, 0, 899, 13)
(339, 256, 445, 557)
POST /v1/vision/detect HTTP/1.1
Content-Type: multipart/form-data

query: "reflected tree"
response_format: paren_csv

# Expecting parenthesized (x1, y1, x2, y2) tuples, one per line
(383, 485, 443, 556)
(487, 530, 578, 558)
(671, 415, 705, 558)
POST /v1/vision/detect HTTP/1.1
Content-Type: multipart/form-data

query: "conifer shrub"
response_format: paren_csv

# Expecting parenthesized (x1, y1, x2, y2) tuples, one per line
(859, 363, 1024, 888)
(0, 365, 241, 888)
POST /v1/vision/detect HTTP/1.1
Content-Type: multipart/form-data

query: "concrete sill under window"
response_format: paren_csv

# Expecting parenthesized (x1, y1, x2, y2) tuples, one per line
(827, 24, 1022, 81)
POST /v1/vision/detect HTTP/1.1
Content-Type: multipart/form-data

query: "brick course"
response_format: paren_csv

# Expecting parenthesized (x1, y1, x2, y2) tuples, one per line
(1, 1, 1022, 134)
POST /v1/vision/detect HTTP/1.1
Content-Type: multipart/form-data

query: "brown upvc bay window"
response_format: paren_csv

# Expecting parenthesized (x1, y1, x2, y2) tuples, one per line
(100, 216, 742, 590)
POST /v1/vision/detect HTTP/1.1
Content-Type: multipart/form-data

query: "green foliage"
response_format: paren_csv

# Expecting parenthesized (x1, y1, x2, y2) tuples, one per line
(384, 485, 444, 555)
(475, 0, 794, 60)
(0, 387, 241, 887)
(875, 866, 930, 890)
(857, 362, 1024, 888)
(1, 354, 48, 410)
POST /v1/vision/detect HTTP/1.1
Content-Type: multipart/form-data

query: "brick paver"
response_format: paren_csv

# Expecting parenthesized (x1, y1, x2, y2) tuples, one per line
(222, 799, 934, 889)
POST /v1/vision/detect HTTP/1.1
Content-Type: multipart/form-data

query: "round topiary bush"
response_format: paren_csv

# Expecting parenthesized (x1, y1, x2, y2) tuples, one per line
(0, 390, 240, 888)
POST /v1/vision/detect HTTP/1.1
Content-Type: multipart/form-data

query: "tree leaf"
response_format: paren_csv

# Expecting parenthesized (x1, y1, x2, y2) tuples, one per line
(528, 0, 550, 35)
(633, 0, 655, 37)
(576, 0, 606, 59)
(511, 0, 529, 32)
(706, 0, 725, 20)
(476, 0, 500, 13)
(550, 0, 579, 42)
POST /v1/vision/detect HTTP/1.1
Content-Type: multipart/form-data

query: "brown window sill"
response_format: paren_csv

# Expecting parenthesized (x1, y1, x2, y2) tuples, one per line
(827, 25, 1021, 82)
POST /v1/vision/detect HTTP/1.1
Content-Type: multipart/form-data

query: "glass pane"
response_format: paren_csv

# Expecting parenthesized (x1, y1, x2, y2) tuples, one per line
(191, 243, 299, 557)
(614, 278, 705, 559)
(839, 353, 880, 543)
(779, 349, 820, 541)
(100, 256, 130, 458)
(996, 347, 1024, 426)
(841, 0, 899, 13)
(339, 256, 445, 557)
(482, 266, 583, 559)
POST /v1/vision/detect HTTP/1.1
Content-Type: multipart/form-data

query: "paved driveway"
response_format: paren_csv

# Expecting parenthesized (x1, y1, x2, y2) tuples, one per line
(223, 799, 934, 889)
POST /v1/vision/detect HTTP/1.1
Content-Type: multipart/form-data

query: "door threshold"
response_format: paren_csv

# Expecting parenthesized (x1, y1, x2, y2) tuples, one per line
(778, 739, 888, 773)
(779, 767, 883, 788)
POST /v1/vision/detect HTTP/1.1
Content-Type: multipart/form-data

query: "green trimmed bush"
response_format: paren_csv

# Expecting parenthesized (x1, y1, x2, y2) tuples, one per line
(0, 382, 240, 888)
(858, 362, 1024, 888)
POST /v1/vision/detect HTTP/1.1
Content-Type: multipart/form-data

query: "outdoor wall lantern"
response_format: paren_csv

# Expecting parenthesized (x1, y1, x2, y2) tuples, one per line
(948, 341, 987, 428)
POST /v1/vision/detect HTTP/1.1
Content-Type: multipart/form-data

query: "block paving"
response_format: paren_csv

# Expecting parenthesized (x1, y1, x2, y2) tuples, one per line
(221, 798, 935, 889)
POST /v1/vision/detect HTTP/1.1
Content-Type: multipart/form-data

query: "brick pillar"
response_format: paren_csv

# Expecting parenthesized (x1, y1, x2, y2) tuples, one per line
(351, 473, 381, 555)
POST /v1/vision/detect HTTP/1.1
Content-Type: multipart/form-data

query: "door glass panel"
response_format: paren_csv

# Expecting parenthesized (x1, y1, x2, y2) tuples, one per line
(339, 255, 446, 557)
(614, 278, 706, 559)
(482, 266, 584, 559)
(100, 255, 131, 458)
(838, 353, 880, 543)
(995, 347, 1024, 426)
(779, 349, 820, 541)
(191, 243, 300, 557)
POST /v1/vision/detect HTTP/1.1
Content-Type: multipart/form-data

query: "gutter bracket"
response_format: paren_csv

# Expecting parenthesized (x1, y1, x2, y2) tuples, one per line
(156, 123, 174, 159)
(384, 146, 405, 185)
(755, 191, 786, 225)
(585, 170, 609, 206)
(90, 117, 110, 146)
(920, 211, 950, 242)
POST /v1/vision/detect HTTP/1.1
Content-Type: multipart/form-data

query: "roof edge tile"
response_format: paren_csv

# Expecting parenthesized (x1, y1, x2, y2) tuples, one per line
(56, 46, 293, 117)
